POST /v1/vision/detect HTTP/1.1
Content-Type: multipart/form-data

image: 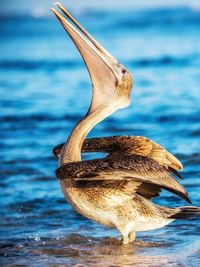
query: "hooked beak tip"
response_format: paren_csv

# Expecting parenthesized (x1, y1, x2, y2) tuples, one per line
(50, 7, 60, 19)
(54, 2, 61, 7)
(51, 2, 62, 13)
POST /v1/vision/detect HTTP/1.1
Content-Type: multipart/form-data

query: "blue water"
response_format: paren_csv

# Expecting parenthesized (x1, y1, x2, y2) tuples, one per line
(0, 6, 200, 266)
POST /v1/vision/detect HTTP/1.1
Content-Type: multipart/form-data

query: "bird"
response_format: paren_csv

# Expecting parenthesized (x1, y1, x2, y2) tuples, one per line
(51, 3, 200, 244)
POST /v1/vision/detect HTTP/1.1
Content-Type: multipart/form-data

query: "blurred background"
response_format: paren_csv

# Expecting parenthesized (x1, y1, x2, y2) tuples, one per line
(0, 0, 200, 266)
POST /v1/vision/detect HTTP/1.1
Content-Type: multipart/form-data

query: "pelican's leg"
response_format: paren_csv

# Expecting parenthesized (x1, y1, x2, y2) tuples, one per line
(121, 234, 129, 245)
(128, 231, 136, 243)
(117, 224, 136, 244)
(117, 226, 130, 245)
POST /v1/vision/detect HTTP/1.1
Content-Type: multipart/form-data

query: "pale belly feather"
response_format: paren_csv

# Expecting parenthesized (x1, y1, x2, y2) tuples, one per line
(60, 181, 173, 233)
(60, 181, 118, 227)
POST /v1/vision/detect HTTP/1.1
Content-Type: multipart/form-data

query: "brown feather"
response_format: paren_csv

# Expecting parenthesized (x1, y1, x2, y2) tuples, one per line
(56, 154, 189, 202)
(53, 136, 183, 172)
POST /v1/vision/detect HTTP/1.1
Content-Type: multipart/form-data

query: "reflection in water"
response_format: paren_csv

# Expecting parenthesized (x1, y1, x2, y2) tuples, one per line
(0, 4, 200, 267)
(1, 234, 200, 266)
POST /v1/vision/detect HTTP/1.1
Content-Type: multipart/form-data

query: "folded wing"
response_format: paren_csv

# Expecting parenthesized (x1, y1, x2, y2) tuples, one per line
(56, 154, 190, 202)
(53, 136, 183, 172)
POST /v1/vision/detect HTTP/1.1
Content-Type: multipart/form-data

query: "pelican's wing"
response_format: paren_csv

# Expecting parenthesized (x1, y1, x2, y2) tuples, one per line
(51, 4, 132, 114)
(116, 136, 183, 171)
(53, 136, 183, 172)
(80, 136, 183, 171)
(56, 154, 190, 202)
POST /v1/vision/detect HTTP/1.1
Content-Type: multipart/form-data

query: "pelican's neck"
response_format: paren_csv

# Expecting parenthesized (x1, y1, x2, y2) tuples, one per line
(59, 101, 118, 165)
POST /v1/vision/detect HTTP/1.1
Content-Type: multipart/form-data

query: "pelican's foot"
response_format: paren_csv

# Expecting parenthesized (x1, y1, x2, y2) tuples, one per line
(121, 232, 136, 245)
(121, 235, 129, 245)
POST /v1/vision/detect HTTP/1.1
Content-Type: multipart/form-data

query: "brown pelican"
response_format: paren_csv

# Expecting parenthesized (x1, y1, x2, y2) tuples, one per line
(51, 3, 200, 244)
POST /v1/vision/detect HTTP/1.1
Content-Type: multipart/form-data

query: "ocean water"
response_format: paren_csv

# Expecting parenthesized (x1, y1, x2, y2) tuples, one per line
(0, 6, 200, 266)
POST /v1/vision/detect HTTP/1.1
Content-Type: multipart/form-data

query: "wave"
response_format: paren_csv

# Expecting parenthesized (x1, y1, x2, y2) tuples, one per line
(129, 55, 197, 68)
(0, 59, 82, 71)
(1, 6, 200, 24)
(0, 54, 197, 71)
(112, 7, 200, 29)
(0, 114, 81, 122)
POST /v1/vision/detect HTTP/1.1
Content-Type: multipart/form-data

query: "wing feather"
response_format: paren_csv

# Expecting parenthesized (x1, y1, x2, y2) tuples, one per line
(56, 154, 189, 202)
(107, 136, 183, 171)
(53, 136, 183, 172)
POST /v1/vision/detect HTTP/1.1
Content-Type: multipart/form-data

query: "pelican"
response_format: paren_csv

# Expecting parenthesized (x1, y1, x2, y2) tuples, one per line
(51, 3, 200, 244)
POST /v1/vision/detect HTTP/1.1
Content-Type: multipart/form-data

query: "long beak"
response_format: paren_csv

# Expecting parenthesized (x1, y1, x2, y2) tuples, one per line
(51, 3, 131, 113)
(55, 3, 117, 63)
(51, 3, 119, 77)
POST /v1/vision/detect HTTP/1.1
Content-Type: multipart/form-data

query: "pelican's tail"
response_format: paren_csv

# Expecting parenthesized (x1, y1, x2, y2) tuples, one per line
(169, 206, 200, 219)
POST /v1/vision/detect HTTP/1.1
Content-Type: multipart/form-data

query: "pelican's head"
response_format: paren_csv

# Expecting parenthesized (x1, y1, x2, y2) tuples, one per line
(51, 3, 133, 114)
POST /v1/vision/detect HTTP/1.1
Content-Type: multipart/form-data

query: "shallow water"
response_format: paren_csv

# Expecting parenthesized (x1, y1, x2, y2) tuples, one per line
(0, 5, 200, 266)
